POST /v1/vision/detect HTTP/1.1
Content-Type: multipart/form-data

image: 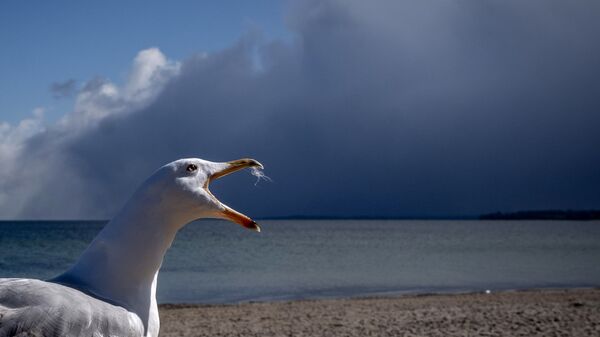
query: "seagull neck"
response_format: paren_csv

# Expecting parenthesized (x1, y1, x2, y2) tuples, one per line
(54, 192, 190, 335)
(92, 200, 181, 284)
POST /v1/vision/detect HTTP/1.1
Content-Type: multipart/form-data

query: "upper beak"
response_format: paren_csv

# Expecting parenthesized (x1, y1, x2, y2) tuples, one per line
(206, 158, 263, 232)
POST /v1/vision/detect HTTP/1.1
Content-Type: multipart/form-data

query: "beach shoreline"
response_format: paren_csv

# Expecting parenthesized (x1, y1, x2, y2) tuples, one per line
(159, 288, 600, 336)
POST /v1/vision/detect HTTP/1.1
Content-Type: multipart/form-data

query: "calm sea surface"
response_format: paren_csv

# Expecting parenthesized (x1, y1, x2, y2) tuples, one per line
(1, 220, 599, 303)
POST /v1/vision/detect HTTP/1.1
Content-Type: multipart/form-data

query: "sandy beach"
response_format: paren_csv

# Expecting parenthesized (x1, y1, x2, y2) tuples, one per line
(159, 288, 600, 337)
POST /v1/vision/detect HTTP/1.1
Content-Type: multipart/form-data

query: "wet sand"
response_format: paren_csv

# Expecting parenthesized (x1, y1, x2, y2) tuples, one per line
(159, 288, 600, 337)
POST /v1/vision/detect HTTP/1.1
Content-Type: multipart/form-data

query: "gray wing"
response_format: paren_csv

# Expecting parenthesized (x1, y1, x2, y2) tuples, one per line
(0, 278, 144, 337)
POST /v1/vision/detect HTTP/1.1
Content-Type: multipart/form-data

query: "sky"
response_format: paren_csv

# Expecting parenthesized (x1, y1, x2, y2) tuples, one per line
(1, 0, 599, 219)
(0, 1, 287, 124)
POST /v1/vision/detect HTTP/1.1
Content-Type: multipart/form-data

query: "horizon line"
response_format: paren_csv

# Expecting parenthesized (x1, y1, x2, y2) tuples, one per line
(1, 209, 599, 222)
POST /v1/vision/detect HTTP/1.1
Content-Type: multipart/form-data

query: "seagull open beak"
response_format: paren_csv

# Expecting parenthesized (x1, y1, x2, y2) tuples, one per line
(205, 158, 263, 232)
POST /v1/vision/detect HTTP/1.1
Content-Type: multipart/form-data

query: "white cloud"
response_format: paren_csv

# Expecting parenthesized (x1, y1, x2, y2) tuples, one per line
(0, 107, 45, 162)
(124, 47, 180, 101)
(0, 108, 46, 208)
(58, 48, 180, 131)
(0, 48, 179, 218)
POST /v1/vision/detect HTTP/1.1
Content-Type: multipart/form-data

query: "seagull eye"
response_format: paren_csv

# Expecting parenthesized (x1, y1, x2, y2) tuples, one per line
(186, 164, 198, 172)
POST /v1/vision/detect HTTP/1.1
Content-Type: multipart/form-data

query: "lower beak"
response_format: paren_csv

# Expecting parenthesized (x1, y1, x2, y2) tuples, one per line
(206, 158, 263, 232)
(221, 206, 261, 232)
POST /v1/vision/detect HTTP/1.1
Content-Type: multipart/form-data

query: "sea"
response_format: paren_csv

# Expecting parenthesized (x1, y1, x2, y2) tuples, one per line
(1, 220, 599, 304)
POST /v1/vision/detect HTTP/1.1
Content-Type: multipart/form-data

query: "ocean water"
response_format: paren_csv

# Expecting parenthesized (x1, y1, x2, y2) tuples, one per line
(1, 220, 599, 303)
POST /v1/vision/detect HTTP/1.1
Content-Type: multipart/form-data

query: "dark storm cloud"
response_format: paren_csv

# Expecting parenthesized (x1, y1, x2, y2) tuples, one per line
(2, 0, 600, 219)
(50, 79, 77, 98)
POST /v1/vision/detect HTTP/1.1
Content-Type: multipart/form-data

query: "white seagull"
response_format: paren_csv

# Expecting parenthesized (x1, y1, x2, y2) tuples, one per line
(0, 158, 263, 337)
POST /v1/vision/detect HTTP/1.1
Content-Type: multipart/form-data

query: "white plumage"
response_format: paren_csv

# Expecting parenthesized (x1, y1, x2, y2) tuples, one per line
(0, 279, 144, 336)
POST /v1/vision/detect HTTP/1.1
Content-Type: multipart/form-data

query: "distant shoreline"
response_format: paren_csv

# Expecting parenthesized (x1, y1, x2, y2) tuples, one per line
(479, 210, 600, 220)
(264, 210, 600, 221)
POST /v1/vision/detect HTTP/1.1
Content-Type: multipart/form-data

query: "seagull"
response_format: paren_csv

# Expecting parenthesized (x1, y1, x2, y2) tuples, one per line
(0, 158, 263, 337)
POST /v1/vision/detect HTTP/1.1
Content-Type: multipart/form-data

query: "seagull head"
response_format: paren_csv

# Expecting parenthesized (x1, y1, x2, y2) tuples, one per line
(138, 157, 263, 232)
